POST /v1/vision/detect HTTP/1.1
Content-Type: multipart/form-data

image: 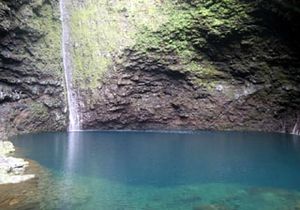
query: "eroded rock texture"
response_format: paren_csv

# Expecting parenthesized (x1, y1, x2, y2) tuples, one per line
(78, 0, 300, 133)
(0, 0, 66, 139)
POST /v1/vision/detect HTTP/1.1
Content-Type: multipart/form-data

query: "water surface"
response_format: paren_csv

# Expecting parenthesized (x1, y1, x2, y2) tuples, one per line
(11, 131, 300, 210)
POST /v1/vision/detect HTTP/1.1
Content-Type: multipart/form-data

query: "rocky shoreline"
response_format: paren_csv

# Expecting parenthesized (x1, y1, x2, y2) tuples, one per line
(0, 141, 35, 185)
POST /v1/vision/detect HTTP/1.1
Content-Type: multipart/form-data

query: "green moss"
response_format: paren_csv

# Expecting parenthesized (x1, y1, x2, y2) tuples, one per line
(136, 0, 249, 51)
(133, 0, 251, 85)
(69, 0, 251, 88)
(69, 0, 172, 89)
(186, 61, 227, 88)
(27, 3, 62, 78)
(29, 102, 49, 119)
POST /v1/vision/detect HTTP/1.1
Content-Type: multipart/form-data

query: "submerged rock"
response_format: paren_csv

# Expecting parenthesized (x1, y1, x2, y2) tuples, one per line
(193, 205, 229, 210)
(0, 141, 35, 185)
(0, 159, 90, 210)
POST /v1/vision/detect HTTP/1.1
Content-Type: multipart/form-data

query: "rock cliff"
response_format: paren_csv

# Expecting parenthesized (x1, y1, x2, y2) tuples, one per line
(0, 0, 67, 139)
(72, 0, 300, 133)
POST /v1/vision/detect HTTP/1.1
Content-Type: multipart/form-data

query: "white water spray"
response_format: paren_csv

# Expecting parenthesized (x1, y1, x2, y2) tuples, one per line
(292, 121, 300, 135)
(59, 0, 80, 131)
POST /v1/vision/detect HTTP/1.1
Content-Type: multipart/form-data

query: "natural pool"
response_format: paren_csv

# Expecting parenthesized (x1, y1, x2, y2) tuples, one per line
(6, 131, 300, 210)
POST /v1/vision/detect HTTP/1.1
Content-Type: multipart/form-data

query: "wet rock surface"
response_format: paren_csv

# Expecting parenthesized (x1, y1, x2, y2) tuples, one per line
(0, 159, 89, 210)
(0, 0, 67, 139)
(78, 0, 300, 133)
(0, 141, 35, 185)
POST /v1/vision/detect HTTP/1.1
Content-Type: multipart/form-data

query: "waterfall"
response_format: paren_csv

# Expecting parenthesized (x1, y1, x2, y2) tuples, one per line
(291, 114, 300, 135)
(59, 0, 80, 131)
(292, 121, 299, 135)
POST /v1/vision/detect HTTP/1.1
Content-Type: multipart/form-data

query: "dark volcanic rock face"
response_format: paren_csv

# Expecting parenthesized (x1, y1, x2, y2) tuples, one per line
(0, 0, 66, 139)
(80, 51, 300, 132)
(79, 0, 300, 133)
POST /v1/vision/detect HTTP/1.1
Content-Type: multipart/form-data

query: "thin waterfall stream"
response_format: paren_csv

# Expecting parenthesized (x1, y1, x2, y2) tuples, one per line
(59, 0, 80, 131)
(292, 121, 300, 135)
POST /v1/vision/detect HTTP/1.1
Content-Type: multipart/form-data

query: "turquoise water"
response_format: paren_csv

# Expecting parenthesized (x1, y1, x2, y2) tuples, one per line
(12, 131, 300, 210)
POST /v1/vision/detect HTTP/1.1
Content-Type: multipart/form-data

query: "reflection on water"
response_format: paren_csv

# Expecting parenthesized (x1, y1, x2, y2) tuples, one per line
(7, 131, 300, 210)
(65, 131, 81, 175)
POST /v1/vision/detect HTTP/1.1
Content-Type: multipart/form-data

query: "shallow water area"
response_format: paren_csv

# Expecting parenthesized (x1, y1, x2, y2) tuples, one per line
(6, 131, 300, 210)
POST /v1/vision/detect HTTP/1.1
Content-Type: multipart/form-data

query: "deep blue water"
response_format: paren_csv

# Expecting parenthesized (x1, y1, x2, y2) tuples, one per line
(11, 131, 300, 210)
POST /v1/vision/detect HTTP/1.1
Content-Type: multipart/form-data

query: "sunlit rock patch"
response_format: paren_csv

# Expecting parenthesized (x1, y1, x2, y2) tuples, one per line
(0, 141, 34, 185)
